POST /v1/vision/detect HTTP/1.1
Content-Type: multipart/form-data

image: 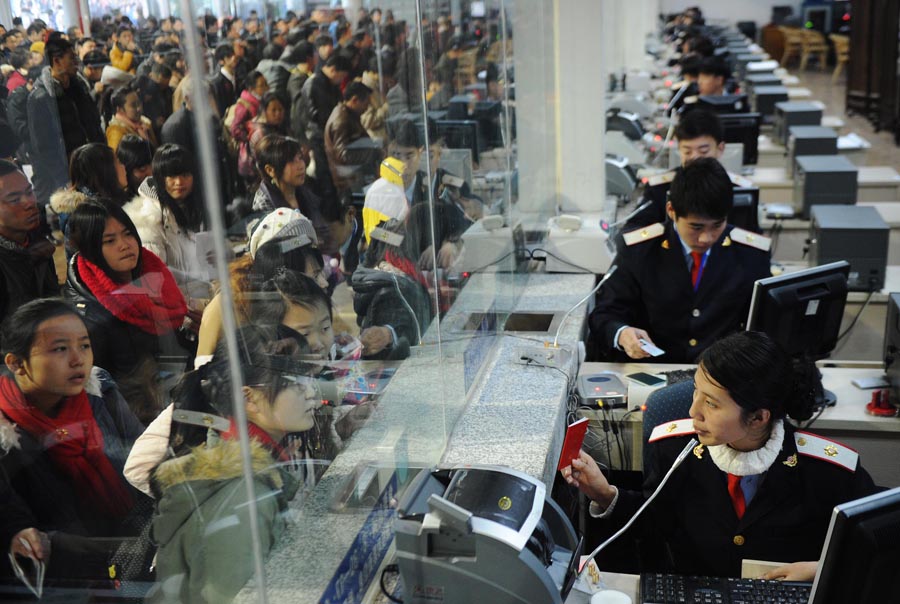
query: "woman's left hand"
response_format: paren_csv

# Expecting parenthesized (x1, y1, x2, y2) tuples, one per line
(760, 561, 818, 582)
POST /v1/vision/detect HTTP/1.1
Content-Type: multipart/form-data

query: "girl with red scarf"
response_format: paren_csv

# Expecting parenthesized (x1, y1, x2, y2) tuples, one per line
(0, 298, 146, 586)
(63, 200, 192, 425)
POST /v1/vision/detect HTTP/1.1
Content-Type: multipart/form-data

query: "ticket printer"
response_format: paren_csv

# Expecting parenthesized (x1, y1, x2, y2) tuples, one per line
(394, 465, 582, 604)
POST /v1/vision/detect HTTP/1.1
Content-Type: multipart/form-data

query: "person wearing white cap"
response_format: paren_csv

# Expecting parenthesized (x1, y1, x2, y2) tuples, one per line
(195, 208, 324, 359)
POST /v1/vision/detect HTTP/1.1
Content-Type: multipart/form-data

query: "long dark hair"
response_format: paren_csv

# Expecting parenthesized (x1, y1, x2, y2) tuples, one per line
(151, 143, 204, 232)
(698, 331, 819, 423)
(116, 134, 153, 197)
(67, 199, 144, 280)
(69, 143, 129, 206)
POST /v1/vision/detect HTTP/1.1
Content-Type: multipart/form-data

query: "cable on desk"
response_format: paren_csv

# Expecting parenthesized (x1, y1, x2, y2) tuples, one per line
(833, 290, 875, 351)
(380, 564, 404, 603)
(530, 247, 595, 274)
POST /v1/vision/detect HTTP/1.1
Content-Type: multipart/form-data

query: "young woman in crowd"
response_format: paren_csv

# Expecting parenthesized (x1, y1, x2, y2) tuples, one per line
(116, 134, 154, 198)
(0, 298, 145, 585)
(146, 325, 319, 604)
(50, 143, 130, 251)
(251, 134, 336, 254)
(245, 91, 288, 175)
(106, 84, 159, 152)
(124, 143, 208, 286)
(64, 200, 191, 424)
(563, 331, 879, 581)
(351, 218, 432, 360)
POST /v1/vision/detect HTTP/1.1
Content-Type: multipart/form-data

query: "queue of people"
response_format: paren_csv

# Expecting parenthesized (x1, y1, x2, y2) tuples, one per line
(0, 6, 497, 601)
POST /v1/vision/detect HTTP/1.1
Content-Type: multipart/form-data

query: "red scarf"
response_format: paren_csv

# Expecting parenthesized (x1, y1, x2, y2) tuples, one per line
(0, 377, 133, 519)
(221, 419, 290, 463)
(385, 249, 430, 290)
(77, 248, 187, 335)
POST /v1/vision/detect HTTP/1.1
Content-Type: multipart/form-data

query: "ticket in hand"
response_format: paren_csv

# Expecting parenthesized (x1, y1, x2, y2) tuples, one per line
(639, 338, 665, 357)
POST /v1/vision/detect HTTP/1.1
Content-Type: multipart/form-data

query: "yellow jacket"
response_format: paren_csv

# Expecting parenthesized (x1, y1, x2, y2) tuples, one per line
(109, 45, 135, 73)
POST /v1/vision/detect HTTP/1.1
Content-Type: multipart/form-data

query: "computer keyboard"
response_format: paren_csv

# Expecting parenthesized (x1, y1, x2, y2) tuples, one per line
(641, 573, 812, 604)
(660, 369, 696, 386)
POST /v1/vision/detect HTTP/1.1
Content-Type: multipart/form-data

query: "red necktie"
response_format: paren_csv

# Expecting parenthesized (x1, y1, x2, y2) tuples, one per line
(727, 473, 746, 519)
(691, 251, 704, 288)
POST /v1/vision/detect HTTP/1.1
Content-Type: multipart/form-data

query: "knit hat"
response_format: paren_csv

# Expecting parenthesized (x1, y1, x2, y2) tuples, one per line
(247, 208, 318, 259)
(29, 41, 45, 54)
(363, 176, 408, 244)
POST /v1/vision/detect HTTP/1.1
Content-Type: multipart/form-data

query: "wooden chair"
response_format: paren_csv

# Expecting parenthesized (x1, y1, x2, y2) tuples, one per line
(779, 26, 804, 67)
(830, 33, 850, 83)
(800, 28, 829, 71)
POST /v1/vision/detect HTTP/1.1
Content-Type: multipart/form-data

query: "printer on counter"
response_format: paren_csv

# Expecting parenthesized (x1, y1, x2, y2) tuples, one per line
(395, 465, 582, 604)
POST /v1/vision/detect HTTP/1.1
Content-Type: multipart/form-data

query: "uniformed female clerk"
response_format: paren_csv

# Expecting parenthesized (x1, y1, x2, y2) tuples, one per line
(562, 331, 878, 581)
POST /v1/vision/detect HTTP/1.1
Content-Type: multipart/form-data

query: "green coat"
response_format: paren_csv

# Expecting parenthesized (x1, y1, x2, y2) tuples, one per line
(148, 435, 298, 603)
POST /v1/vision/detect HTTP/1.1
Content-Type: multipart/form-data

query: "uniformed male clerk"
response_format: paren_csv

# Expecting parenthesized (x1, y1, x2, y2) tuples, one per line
(628, 108, 754, 230)
(589, 157, 771, 363)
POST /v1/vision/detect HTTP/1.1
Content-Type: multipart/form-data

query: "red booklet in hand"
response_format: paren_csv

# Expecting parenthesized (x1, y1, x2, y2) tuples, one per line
(558, 417, 590, 472)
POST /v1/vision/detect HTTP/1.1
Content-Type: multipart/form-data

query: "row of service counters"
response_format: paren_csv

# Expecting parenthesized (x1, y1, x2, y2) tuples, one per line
(235, 272, 597, 604)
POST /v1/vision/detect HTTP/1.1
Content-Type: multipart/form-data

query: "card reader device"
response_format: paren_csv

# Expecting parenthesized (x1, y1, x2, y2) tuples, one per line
(577, 372, 628, 408)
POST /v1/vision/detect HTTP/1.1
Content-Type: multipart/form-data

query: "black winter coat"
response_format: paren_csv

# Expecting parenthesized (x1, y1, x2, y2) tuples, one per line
(0, 368, 146, 582)
(351, 266, 432, 360)
(588, 222, 771, 363)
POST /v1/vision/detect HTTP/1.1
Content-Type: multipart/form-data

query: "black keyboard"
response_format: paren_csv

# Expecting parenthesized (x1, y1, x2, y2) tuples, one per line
(661, 369, 696, 386)
(641, 573, 813, 604)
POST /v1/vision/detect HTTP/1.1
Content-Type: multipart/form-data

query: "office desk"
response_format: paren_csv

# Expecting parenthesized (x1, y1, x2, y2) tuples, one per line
(578, 363, 900, 487)
(756, 136, 870, 169)
(750, 166, 900, 204)
(787, 87, 813, 100)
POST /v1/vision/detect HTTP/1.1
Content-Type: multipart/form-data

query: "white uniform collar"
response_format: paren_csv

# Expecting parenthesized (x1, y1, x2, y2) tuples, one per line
(708, 420, 784, 476)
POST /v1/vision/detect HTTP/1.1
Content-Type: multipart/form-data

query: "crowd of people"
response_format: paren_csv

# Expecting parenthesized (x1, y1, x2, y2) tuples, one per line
(0, 5, 503, 601)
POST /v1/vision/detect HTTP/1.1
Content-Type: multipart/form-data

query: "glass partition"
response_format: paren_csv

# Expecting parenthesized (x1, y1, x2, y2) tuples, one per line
(0, 0, 545, 602)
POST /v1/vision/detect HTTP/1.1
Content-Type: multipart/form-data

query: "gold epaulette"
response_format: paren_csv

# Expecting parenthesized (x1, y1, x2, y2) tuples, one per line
(794, 431, 858, 472)
(648, 418, 697, 443)
(727, 227, 771, 252)
(623, 223, 666, 246)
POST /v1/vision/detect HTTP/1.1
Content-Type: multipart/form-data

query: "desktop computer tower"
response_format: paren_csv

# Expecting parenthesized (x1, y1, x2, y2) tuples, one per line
(809, 205, 888, 291)
(787, 126, 838, 176)
(744, 74, 782, 92)
(735, 54, 760, 80)
(752, 86, 789, 123)
(793, 155, 858, 217)
(773, 101, 823, 145)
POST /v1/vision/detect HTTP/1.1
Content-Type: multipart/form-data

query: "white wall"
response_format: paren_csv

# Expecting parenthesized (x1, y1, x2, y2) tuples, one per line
(660, 0, 802, 30)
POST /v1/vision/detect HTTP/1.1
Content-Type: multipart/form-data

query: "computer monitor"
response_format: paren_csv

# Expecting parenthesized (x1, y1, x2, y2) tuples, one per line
(730, 187, 761, 233)
(720, 112, 761, 166)
(698, 94, 750, 114)
(883, 293, 900, 402)
(437, 120, 480, 164)
(746, 261, 850, 360)
(809, 487, 900, 604)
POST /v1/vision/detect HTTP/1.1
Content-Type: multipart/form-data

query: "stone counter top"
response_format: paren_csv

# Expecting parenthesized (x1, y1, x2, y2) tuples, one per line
(235, 272, 596, 603)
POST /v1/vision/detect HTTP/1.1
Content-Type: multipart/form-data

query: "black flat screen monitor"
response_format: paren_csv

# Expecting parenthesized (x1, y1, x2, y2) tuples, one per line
(810, 487, 900, 604)
(730, 187, 761, 233)
(698, 94, 750, 114)
(437, 120, 480, 164)
(720, 112, 761, 166)
(746, 261, 850, 360)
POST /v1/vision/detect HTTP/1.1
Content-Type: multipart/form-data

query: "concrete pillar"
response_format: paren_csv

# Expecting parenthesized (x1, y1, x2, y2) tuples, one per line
(0, 1, 13, 30)
(555, 0, 606, 212)
(60, 0, 82, 32)
(511, 0, 558, 214)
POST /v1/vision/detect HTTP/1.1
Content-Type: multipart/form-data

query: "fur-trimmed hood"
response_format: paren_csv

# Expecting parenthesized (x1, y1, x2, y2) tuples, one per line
(154, 437, 283, 491)
(49, 188, 91, 215)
